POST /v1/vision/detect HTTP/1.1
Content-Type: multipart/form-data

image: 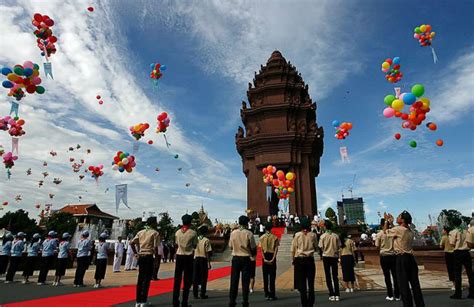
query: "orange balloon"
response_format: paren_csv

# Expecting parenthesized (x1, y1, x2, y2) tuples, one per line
(436, 139, 443, 146)
(346, 122, 353, 130)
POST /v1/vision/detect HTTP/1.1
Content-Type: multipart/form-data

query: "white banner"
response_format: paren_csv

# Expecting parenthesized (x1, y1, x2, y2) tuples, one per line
(115, 184, 130, 213)
(340, 146, 350, 163)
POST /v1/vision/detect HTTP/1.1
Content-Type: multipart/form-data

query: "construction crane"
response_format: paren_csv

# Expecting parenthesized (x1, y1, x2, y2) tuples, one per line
(347, 174, 357, 198)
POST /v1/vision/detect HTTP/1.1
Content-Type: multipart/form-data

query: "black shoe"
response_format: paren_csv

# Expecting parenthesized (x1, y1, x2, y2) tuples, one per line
(200, 295, 209, 299)
(269, 297, 278, 301)
(467, 294, 474, 299)
(450, 294, 462, 299)
(193, 295, 199, 299)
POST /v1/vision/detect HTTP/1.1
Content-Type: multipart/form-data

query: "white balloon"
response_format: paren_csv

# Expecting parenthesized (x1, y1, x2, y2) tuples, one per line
(112, 165, 119, 170)
(122, 158, 129, 165)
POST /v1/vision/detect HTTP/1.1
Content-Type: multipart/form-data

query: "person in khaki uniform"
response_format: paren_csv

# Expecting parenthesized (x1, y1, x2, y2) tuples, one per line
(375, 218, 400, 301)
(385, 211, 424, 307)
(228, 215, 256, 307)
(291, 217, 318, 307)
(440, 226, 455, 290)
(130, 217, 160, 307)
(339, 233, 356, 293)
(448, 217, 474, 300)
(259, 222, 279, 301)
(193, 225, 212, 299)
(319, 220, 341, 302)
(173, 214, 198, 307)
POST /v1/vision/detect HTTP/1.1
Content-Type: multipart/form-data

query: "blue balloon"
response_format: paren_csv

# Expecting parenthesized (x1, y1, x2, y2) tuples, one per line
(2, 81, 13, 88)
(160, 65, 167, 71)
(125, 153, 129, 157)
(119, 167, 124, 172)
(332, 120, 340, 127)
(150, 63, 155, 69)
(403, 93, 416, 105)
(23, 68, 33, 77)
(1, 67, 12, 76)
(393, 57, 400, 64)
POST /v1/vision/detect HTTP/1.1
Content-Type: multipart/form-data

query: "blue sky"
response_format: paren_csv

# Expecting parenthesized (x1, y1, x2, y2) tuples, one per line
(0, 0, 472, 229)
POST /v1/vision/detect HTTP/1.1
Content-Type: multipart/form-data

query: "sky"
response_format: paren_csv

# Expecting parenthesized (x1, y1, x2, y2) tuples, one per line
(0, 0, 473, 229)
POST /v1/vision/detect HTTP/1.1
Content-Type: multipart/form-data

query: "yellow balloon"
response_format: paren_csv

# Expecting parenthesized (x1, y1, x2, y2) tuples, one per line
(381, 62, 390, 69)
(420, 25, 426, 32)
(288, 187, 294, 193)
(430, 31, 436, 38)
(286, 172, 294, 181)
(118, 162, 123, 167)
(7, 73, 18, 82)
(419, 97, 430, 105)
(391, 99, 405, 111)
(32, 70, 39, 77)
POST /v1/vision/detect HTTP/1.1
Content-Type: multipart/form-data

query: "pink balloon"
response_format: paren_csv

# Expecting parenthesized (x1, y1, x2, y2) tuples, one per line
(32, 77, 42, 85)
(23, 61, 34, 69)
(414, 33, 420, 39)
(383, 107, 395, 118)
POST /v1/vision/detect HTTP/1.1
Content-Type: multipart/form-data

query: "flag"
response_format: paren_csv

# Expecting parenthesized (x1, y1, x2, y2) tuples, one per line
(12, 138, 19, 154)
(431, 46, 438, 64)
(132, 142, 140, 154)
(266, 185, 272, 202)
(340, 146, 349, 163)
(115, 184, 130, 213)
(43, 62, 53, 79)
(394, 87, 401, 99)
(10, 102, 19, 117)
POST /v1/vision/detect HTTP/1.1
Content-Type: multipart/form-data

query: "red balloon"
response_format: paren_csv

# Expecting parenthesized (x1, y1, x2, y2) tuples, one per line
(96, 95, 101, 99)
(87, 7, 94, 12)
(26, 85, 37, 93)
(148, 140, 153, 145)
(394, 133, 401, 140)
(34, 13, 43, 22)
(436, 139, 443, 147)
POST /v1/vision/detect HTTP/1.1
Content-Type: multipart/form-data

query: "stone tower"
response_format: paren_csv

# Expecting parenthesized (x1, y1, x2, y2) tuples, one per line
(236, 51, 324, 217)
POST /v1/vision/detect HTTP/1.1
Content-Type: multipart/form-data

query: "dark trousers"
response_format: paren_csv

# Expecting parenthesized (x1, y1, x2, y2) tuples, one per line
(136, 255, 154, 303)
(0, 255, 9, 274)
(229, 256, 251, 307)
(322, 256, 339, 297)
(6, 256, 21, 281)
(453, 250, 474, 297)
(23, 256, 38, 277)
(173, 254, 194, 307)
(153, 255, 162, 280)
(444, 252, 454, 281)
(193, 257, 209, 297)
(74, 256, 89, 285)
(381, 255, 399, 298)
(396, 253, 425, 307)
(38, 256, 54, 283)
(262, 252, 276, 298)
(294, 257, 315, 307)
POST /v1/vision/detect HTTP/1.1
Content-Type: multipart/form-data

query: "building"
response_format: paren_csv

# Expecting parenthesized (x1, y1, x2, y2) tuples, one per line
(235, 51, 324, 217)
(337, 197, 365, 225)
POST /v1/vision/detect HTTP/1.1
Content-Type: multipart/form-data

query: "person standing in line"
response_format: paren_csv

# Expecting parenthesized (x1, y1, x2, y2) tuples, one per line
(259, 222, 279, 301)
(163, 240, 169, 263)
(385, 211, 425, 307)
(5, 232, 25, 283)
(169, 242, 176, 263)
(54, 232, 71, 286)
(291, 217, 317, 307)
(249, 254, 256, 294)
(173, 214, 198, 307)
(152, 238, 164, 280)
(193, 225, 212, 299)
(375, 218, 400, 301)
(113, 236, 125, 273)
(440, 227, 455, 291)
(74, 230, 93, 287)
(0, 233, 13, 280)
(339, 233, 356, 293)
(449, 217, 474, 300)
(319, 220, 341, 302)
(22, 233, 41, 284)
(125, 238, 136, 271)
(130, 216, 160, 307)
(94, 233, 110, 288)
(37, 231, 58, 285)
(228, 215, 257, 307)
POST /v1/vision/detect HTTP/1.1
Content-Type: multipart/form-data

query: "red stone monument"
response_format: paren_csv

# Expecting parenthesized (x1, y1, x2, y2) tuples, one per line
(236, 51, 324, 217)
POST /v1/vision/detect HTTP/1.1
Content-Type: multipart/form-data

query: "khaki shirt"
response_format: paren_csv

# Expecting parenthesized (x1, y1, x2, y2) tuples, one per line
(468, 226, 474, 245)
(449, 229, 469, 251)
(440, 235, 454, 253)
(259, 232, 279, 254)
(194, 237, 212, 258)
(291, 231, 318, 258)
(340, 238, 356, 256)
(229, 228, 256, 257)
(375, 230, 396, 256)
(318, 232, 340, 258)
(175, 228, 198, 256)
(131, 228, 160, 256)
(386, 226, 413, 254)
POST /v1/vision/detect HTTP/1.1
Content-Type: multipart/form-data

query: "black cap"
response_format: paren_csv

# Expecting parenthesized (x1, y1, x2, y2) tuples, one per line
(238, 215, 249, 226)
(198, 225, 208, 235)
(182, 214, 192, 226)
(300, 217, 311, 230)
(265, 222, 273, 230)
(147, 216, 157, 226)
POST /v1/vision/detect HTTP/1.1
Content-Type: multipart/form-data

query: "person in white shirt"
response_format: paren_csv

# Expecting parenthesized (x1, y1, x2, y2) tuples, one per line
(125, 239, 138, 270)
(153, 239, 164, 280)
(113, 237, 125, 272)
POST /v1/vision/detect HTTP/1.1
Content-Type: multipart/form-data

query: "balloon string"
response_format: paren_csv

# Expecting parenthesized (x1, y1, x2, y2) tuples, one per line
(163, 134, 171, 149)
(42, 44, 50, 62)
(431, 46, 438, 64)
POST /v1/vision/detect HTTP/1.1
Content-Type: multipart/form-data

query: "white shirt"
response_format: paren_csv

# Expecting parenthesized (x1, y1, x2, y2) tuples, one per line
(361, 233, 368, 241)
(115, 241, 124, 255)
(259, 224, 265, 232)
(371, 233, 377, 241)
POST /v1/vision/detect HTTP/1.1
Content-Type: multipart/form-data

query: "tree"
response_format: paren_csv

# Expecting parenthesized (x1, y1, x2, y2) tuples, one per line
(43, 212, 77, 237)
(438, 209, 471, 228)
(127, 218, 145, 237)
(158, 212, 175, 242)
(325, 207, 338, 224)
(0, 209, 41, 237)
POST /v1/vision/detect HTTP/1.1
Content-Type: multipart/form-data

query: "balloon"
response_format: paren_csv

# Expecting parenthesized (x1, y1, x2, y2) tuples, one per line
(148, 140, 153, 145)
(384, 95, 396, 106)
(332, 120, 340, 127)
(391, 99, 404, 111)
(1, 67, 12, 76)
(87, 7, 94, 12)
(402, 93, 416, 105)
(35, 86, 45, 94)
(411, 84, 425, 97)
(381, 58, 403, 83)
(409, 140, 417, 148)
(383, 107, 395, 118)
(436, 139, 443, 146)
(394, 133, 401, 140)
(427, 122, 437, 131)
(286, 172, 295, 181)
(2, 81, 13, 88)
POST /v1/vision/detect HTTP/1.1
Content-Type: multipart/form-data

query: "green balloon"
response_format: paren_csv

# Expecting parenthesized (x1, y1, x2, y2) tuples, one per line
(409, 140, 417, 148)
(36, 86, 45, 94)
(415, 27, 421, 34)
(13, 66, 24, 76)
(411, 84, 424, 97)
(33, 64, 40, 70)
(384, 95, 396, 106)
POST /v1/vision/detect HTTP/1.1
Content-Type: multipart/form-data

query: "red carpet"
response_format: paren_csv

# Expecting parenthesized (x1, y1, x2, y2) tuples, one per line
(5, 227, 286, 307)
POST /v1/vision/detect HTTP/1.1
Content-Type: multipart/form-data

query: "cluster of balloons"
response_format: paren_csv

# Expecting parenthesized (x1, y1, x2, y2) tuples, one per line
(112, 151, 136, 173)
(32, 13, 57, 58)
(413, 24, 435, 47)
(150, 63, 166, 81)
(88, 164, 104, 182)
(381, 57, 403, 83)
(129, 123, 150, 140)
(332, 120, 353, 140)
(6, 117, 26, 137)
(3, 152, 18, 169)
(156, 112, 170, 133)
(262, 165, 277, 184)
(1, 61, 45, 100)
(272, 170, 296, 200)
